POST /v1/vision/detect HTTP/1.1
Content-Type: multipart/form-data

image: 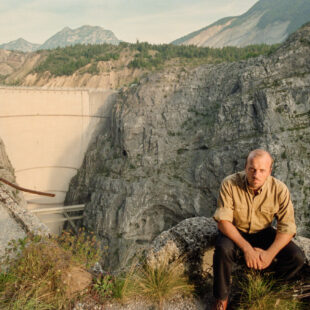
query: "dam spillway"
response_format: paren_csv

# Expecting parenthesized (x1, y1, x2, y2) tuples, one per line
(0, 87, 115, 233)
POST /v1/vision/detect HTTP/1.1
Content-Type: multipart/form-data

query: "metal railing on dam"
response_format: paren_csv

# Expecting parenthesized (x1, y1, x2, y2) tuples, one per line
(0, 86, 116, 234)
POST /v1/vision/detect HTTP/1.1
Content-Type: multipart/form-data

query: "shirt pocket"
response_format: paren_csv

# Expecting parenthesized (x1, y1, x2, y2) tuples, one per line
(233, 204, 248, 224)
(259, 205, 279, 225)
(260, 205, 278, 215)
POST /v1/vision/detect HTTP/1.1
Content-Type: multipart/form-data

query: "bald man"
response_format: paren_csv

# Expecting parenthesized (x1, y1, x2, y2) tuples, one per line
(212, 149, 305, 310)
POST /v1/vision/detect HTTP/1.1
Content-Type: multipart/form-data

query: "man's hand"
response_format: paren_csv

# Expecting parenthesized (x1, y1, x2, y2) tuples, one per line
(255, 248, 274, 269)
(243, 247, 274, 270)
(217, 221, 294, 271)
(217, 221, 266, 269)
(243, 246, 263, 269)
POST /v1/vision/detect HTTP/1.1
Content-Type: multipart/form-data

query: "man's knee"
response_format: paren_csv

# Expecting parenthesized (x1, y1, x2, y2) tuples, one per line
(280, 241, 305, 265)
(214, 233, 236, 259)
(276, 241, 305, 278)
(290, 246, 305, 268)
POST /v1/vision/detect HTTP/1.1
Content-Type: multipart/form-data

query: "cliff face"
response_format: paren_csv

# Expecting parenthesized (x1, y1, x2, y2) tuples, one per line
(0, 138, 15, 184)
(65, 24, 310, 270)
(0, 48, 143, 89)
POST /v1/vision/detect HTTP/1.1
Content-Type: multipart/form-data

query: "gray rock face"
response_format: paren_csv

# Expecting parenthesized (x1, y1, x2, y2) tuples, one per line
(0, 138, 26, 259)
(0, 138, 15, 183)
(65, 24, 310, 270)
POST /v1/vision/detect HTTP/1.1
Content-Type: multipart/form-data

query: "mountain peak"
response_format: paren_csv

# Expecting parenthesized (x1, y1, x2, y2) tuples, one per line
(60, 26, 71, 32)
(172, 0, 310, 47)
(0, 38, 40, 52)
(39, 25, 119, 50)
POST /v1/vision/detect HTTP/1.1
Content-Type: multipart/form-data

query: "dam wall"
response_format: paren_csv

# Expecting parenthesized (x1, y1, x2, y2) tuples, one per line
(0, 87, 115, 233)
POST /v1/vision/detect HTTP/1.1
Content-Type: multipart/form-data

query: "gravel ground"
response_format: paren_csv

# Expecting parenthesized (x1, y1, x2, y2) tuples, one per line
(74, 295, 207, 310)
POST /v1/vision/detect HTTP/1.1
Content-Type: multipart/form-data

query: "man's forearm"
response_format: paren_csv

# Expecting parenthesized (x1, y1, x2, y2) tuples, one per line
(217, 220, 252, 252)
(257, 231, 293, 269)
(266, 232, 293, 258)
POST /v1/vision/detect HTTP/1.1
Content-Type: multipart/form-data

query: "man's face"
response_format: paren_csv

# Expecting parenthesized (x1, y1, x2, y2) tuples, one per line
(245, 155, 272, 190)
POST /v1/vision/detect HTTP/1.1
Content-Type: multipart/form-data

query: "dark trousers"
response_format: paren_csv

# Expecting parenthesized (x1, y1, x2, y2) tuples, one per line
(213, 227, 305, 300)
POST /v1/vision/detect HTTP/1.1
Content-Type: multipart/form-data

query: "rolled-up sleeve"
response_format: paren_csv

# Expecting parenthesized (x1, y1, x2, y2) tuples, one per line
(276, 185, 296, 235)
(213, 180, 234, 223)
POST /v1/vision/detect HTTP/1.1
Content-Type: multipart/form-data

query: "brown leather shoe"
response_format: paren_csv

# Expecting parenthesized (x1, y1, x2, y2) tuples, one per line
(212, 298, 228, 310)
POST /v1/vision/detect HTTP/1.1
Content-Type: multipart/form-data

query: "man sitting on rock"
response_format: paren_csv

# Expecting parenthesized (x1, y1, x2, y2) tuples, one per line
(212, 149, 305, 310)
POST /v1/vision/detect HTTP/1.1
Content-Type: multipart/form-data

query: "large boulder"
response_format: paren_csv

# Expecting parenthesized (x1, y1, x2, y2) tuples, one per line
(149, 217, 310, 282)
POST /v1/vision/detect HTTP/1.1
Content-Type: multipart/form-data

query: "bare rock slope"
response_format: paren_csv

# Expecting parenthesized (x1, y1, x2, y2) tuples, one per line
(65, 24, 310, 270)
(172, 0, 310, 47)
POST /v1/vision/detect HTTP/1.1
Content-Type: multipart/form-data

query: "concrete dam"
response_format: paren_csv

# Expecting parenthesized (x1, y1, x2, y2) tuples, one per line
(0, 87, 115, 233)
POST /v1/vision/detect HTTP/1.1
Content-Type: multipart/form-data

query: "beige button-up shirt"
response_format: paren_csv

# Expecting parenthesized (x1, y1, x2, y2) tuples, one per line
(213, 171, 296, 235)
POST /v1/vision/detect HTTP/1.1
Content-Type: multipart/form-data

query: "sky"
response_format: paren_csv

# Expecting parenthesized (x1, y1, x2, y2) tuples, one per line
(0, 0, 258, 45)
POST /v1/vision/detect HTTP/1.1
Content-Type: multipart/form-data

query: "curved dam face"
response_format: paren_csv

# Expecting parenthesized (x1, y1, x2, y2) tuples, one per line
(0, 87, 115, 233)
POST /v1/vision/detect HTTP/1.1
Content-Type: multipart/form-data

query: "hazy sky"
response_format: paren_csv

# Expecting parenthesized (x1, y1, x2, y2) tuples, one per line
(0, 0, 258, 45)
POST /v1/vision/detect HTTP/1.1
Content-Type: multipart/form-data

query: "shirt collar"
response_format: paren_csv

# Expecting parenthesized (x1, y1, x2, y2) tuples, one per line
(243, 172, 270, 195)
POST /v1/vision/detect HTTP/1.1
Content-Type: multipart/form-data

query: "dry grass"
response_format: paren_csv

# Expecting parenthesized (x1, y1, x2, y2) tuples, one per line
(0, 239, 71, 309)
(121, 255, 195, 310)
(0, 230, 100, 310)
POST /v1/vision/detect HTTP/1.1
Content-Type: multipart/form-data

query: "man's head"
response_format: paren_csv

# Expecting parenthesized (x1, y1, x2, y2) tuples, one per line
(245, 149, 273, 190)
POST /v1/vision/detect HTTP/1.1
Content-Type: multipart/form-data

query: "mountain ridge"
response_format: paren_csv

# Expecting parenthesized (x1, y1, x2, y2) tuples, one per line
(0, 25, 120, 52)
(40, 25, 119, 50)
(0, 38, 40, 53)
(172, 0, 310, 47)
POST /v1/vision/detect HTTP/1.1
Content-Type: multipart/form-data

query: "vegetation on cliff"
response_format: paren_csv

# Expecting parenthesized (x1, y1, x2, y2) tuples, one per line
(33, 41, 279, 76)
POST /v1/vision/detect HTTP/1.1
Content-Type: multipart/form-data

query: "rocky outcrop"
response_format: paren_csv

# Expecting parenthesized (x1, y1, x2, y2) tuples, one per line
(0, 138, 15, 184)
(0, 138, 26, 258)
(65, 24, 310, 270)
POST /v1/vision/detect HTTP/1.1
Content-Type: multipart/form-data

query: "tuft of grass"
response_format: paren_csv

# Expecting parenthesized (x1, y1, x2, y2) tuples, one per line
(122, 256, 194, 309)
(237, 271, 305, 310)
